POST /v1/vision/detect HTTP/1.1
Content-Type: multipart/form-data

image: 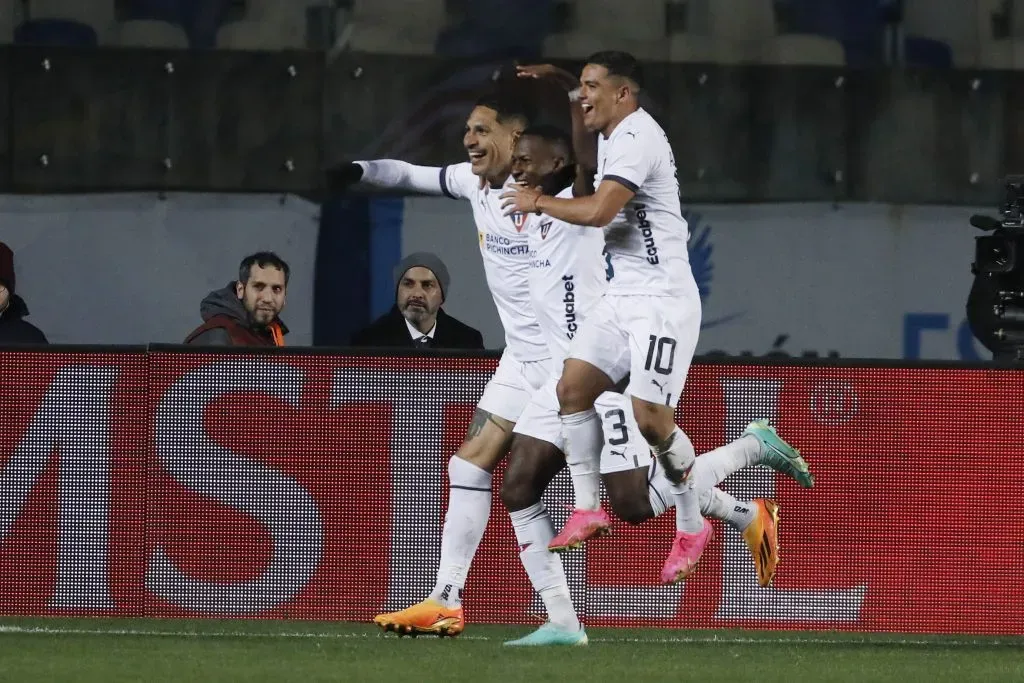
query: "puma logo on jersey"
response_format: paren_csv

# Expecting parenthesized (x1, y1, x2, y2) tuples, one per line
(650, 378, 666, 393)
(562, 275, 578, 338)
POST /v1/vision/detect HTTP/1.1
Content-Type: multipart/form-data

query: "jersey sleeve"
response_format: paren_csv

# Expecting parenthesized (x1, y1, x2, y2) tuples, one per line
(600, 129, 652, 194)
(440, 162, 478, 200)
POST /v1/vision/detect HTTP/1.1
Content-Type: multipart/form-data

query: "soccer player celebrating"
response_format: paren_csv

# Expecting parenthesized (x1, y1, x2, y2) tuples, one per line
(501, 52, 804, 584)
(499, 125, 813, 646)
(329, 91, 555, 637)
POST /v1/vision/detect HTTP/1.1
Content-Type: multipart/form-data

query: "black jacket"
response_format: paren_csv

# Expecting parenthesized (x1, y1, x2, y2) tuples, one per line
(352, 306, 484, 350)
(0, 295, 48, 345)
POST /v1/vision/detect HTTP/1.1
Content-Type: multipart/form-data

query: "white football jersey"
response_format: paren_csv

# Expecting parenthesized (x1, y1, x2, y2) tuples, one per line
(441, 162, 549, 362)
(596, 108, 695, 297)
(525, 187, 607, 373)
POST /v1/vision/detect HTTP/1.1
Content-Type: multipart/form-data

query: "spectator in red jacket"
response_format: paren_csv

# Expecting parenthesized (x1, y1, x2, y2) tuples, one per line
(185, 252, 289, 346)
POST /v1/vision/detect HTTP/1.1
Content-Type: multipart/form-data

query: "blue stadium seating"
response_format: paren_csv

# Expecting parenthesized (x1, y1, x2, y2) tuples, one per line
(777, 0, 888, 66)
(435, 0, 552, 59)
(15, 18, 98, 46)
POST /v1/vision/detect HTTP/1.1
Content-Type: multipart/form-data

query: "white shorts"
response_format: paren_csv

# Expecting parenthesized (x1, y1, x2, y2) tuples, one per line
(513, 376, 652, 474)
(477, 352, 551, 423)
(568, 292, 700, 408)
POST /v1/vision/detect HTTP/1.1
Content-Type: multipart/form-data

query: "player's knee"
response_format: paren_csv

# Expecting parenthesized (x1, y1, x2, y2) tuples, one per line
(632, 403, 674, 445)
(556, 376, 590, 414)
(454, 444, 502, 473)
(607, 491, 653, 525)
(499, 470, 542, 511)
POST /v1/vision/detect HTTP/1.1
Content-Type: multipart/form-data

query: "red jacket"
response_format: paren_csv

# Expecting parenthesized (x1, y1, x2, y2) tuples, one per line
(184, 284, 287, 347)
(184, 314, 284, 346)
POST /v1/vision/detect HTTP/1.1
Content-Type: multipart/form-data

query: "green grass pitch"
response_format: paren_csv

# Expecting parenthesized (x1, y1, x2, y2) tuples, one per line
(0, 617, 1020, 683)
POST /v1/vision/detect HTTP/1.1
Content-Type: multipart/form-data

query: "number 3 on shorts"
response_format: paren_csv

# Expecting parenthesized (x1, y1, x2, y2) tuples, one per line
(644, 335, 677, 375)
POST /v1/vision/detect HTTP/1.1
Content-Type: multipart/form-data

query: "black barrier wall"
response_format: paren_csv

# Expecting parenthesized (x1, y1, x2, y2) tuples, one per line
(0, 46, 1021, 204)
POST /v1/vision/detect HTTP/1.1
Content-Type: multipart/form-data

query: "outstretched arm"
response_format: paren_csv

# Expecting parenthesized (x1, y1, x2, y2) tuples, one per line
(327, 160, 448, 196)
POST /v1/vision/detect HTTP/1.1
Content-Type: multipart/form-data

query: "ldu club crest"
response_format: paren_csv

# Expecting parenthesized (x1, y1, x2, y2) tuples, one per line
(511, 211, 526, 231)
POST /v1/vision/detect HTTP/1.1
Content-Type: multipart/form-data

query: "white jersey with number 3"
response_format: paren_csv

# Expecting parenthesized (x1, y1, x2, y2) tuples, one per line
(596, 107, 694, 297)
(441, 162, 549, 362)
(525, 187, 607, 373)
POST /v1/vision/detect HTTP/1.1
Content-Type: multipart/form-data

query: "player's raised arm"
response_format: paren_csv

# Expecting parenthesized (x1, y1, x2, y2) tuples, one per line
(516, 64, 597, 195)
(326, 159, 452, 197)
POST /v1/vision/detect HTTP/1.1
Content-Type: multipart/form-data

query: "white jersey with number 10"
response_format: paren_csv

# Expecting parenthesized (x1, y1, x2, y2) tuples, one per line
(596, 107, 694, 298)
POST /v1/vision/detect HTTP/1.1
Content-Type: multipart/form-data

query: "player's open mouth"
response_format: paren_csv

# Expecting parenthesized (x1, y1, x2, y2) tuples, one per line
(581, 104, 593, 113)
(468, 151, 486, 162)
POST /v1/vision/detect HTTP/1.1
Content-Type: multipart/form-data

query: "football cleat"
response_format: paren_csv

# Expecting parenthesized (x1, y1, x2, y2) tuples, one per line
(743, 420, 814, 488)
(548, 507, 612, 553)
(660, 519, 714, 584)
(742, 499, 781, 587)
(372, 599, 464, 638)
(503, 622, 589, 647)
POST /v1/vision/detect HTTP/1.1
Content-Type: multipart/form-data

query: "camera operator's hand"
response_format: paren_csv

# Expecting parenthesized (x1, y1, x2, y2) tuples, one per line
(325, 162, 364, 193)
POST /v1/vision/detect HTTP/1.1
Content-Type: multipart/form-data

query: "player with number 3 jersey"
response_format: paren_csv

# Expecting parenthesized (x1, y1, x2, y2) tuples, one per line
(501, 52, 813, 584)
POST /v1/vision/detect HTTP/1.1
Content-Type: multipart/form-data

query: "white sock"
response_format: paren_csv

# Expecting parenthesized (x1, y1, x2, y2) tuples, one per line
(509, 503, 580, 631)
(699, 488, 756, 530)
(694, 435, 761, 488)
(431, 457, 492, 608)
(653, 427, 703, 534)
(646, 458, 674, 518)
(560, 409, 603, 510)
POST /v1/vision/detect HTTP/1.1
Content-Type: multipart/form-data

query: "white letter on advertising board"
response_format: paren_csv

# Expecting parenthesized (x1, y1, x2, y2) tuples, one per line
(0, 365, 119, 609)
(716, 377, 867, 622)
(148, 359, 323, 614)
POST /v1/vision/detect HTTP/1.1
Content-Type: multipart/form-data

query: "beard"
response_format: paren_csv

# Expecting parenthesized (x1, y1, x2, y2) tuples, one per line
(248, 307, 278, 327)
(401, 301, 435, 324)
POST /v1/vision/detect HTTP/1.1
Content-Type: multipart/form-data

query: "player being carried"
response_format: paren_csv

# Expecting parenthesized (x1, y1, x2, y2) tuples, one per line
(501, 52, 812, 583)
(497, 118, 813, 645)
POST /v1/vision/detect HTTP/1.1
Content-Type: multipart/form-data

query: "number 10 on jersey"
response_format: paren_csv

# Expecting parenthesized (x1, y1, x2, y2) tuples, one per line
(644, 335, 677, 375)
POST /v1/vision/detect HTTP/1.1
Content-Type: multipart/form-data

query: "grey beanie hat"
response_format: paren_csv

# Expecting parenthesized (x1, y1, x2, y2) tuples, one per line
(394, 251, 451, 302)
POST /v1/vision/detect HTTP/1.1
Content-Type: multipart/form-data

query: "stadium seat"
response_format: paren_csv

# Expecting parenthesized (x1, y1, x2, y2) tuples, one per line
(15, 19, 98, 46)
(760, 34, 846, 66)
(0, 2, 17, 44)
(976, 0, 1024, 69)
(902, 0, 979, 67)
(116, 19, 189, 48)
(28, 0, 116, 42)
(543, 0, 669, 61)
(216, 0, 317, 50)
(774, 0, 882, 67)
(707, 0, 775, 44)
(670, 0, 844, 66)
(346, 0, 447, 55)
(666, 34, 734, 64)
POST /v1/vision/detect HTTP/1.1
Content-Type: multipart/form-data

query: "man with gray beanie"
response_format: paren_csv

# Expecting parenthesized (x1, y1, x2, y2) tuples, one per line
(352, 251, 484, 350)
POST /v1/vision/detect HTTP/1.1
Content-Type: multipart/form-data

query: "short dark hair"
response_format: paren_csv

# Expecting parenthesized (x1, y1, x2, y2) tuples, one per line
(239, 251, 290, 285)
(475, 90, 536, 129)
(520, 124, 577, 193)
(585, 51, 644, 90)
(520, 124, 574, 162)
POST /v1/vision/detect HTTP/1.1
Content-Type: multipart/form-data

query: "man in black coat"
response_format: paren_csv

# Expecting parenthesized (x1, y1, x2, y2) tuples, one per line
(0, 242, 48, 345)
(352, 252, 484, 350)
